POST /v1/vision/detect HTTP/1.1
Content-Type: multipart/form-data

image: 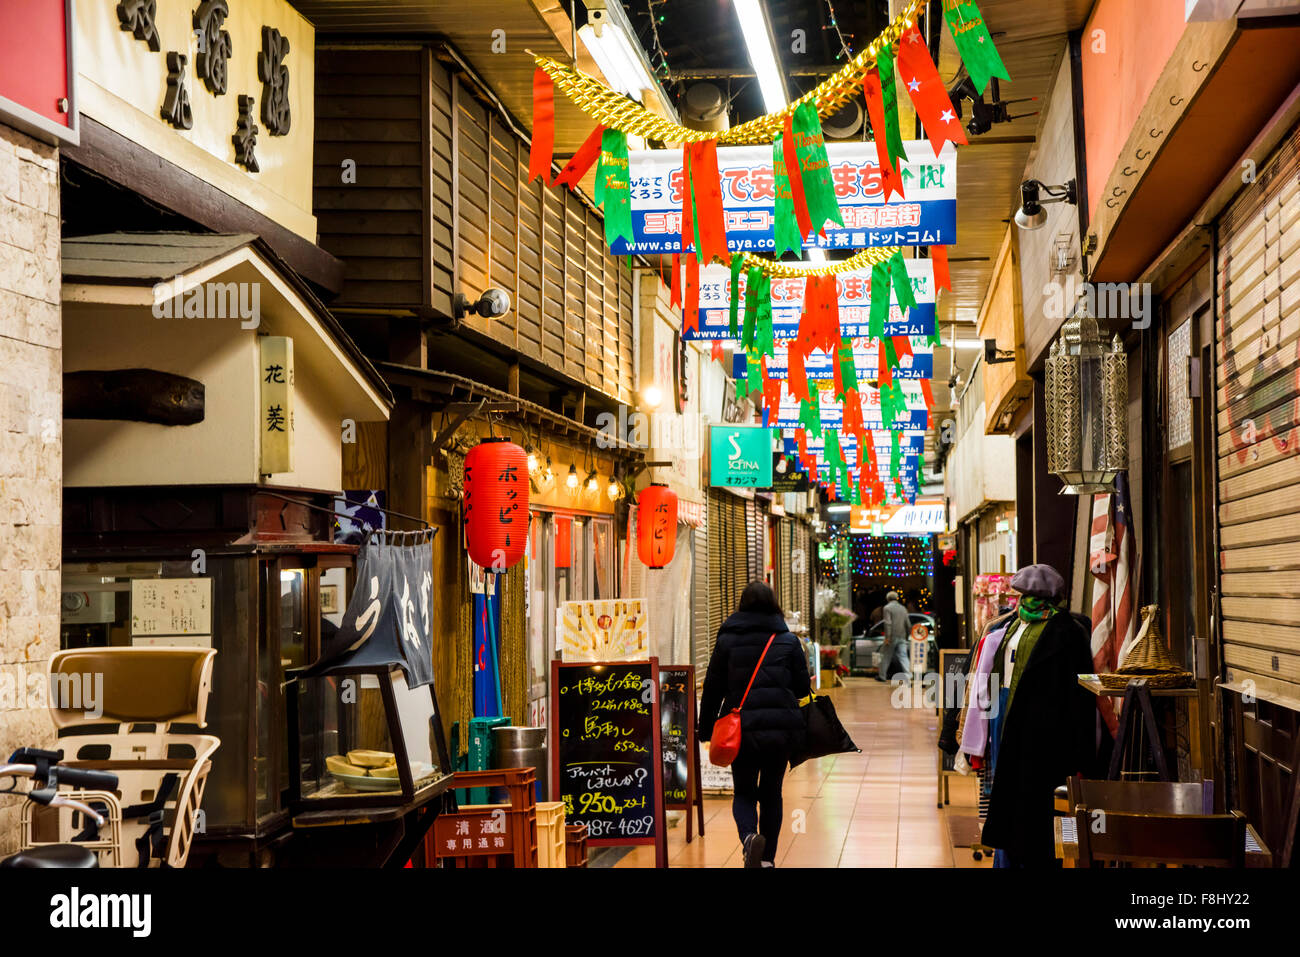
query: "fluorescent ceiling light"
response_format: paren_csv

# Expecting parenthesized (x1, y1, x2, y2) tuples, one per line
(579, 23, 654, 102)
(805, 249, 827, 263)
(952, 339, 984, 349)
(732, 0, 787, 113)
(826, 503, 852, 513)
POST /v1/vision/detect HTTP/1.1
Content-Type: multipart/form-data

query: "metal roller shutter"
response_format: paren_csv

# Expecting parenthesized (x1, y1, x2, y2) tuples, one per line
(1215, 122, 1300, 703)
(692, 522, 710, 694)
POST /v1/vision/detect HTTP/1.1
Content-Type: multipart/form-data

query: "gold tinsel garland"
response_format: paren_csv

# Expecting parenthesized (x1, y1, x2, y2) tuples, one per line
(532, 0, 926, 145)
(736, 247, 899, 278)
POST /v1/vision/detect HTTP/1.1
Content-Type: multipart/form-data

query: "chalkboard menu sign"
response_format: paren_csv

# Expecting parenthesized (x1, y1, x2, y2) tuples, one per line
(938, 649, 972, 774)
(659, 667, 692, 805)
(551, 659, 667, 866)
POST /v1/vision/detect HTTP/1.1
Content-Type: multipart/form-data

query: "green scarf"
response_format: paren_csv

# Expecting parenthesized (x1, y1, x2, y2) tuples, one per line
(1017, 594, 1058, 622)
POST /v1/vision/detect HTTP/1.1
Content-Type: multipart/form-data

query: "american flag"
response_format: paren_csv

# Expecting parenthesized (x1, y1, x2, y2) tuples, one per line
(1089, 472, 1137, 735)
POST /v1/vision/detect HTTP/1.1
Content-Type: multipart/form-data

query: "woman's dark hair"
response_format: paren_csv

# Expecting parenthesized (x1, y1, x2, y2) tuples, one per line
(738, 581, 783, 616)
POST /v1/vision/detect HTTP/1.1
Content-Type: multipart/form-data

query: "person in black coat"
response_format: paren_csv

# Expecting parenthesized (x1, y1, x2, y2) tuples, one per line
(980, 564, 1105, 867)
(698, 581, 812, 867)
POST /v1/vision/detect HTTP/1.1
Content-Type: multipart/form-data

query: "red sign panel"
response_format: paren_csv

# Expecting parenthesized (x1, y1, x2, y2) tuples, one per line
(0, 0, 77, 144)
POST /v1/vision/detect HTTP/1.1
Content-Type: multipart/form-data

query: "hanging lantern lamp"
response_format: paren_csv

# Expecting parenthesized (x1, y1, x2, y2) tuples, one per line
(1045, 300, 1128, 494)
(636, 483, 678, 569)
(463, 438, 529, 570)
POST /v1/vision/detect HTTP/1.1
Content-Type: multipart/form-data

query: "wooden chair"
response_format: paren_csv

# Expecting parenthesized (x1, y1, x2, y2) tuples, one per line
(1067, 775, 1213, 815)
(1073, 806, 1246, 868)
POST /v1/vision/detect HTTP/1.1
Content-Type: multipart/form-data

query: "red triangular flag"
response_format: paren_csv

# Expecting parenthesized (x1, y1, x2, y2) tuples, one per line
(862, 67, 905, 201)
(683, 254, 700, 334)
(669, 252, 681, 308)
(787, 346, 812, 402)
(761, 356, 782, 415)
(529, 69, 556, 185)
(931, 244, 952, 292)
(893, 335, 913, 360)
(818, 276, 841, 355)
(552, 125, 606, 188)
(689, 140, 728, 264)
(920, 378, 934, 410)
(680, 144, 695, 257)
(897, 26, 967, 156)
(795, 277, 820, 357)
(712, 339, 724, 364)
(782, 114, 814, 240)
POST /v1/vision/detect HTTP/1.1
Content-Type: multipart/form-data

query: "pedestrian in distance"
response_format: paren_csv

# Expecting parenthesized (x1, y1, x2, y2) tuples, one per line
(876, 590, 911, 681)
(698, 581, 812, 867)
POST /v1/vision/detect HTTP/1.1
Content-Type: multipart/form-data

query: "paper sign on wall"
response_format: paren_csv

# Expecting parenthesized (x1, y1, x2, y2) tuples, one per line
(130, 578, 212, 637)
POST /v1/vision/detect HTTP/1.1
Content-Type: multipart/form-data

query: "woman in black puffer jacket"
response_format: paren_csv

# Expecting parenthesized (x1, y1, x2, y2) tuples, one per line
(698, 581, 812, 867)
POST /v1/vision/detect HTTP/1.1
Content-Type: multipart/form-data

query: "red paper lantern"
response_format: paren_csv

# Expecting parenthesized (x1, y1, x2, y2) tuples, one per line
(463, 438, 529, 571)
(637, 483, 678, 569)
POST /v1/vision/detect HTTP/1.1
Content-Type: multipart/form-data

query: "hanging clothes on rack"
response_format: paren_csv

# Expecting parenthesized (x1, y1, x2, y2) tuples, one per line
(980, 564, 1102, 868)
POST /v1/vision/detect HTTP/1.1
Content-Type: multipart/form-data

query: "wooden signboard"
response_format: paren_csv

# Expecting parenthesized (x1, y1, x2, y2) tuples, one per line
(937, 648, 972, 807)
(659, 666, 705, 843)
(551, 659, 668, 867)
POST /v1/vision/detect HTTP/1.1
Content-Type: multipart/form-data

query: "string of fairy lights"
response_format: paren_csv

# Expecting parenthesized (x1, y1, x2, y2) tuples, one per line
(816, 526, 934, 581)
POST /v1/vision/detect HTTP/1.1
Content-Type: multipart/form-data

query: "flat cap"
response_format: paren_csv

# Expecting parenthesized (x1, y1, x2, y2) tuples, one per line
(1010, 563, 1065, 600)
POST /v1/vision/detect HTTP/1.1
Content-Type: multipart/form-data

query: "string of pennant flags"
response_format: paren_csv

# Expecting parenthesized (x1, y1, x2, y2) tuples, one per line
(525, 0, 1009, 506)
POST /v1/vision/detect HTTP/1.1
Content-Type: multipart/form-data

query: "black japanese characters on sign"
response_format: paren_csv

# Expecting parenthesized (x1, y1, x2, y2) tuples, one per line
(233, 95, 259, 171)
(258, 26, 292, 135)
(194, 0, 233, 96)
(498, 461, 521, 548)
(117, 0, 160, 52)
(161, 53, 194, 130)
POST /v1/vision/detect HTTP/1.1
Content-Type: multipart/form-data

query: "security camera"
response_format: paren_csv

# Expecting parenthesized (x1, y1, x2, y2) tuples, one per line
(1015, 179, 1077, 231)
(453, 287, 512, 319)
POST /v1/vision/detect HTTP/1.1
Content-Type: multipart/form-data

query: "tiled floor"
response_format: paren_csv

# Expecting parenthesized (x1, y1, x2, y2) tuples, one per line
(616, 676, 992, 868)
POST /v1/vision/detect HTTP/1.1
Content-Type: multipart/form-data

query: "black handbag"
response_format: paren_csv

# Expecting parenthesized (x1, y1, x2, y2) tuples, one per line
(790, 691, 860, 768)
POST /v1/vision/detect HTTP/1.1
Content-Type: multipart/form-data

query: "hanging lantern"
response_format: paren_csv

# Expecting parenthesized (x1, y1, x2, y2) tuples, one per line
(1045, 300, 1128, 494)
(463, 438, 529, 570)
(636, 483, 678, 570)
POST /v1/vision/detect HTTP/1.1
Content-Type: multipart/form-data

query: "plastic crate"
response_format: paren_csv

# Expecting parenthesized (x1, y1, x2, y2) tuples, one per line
(564, 824, 588, 868)
(429, 767, 539, 868)
(536, 801, 566, 868)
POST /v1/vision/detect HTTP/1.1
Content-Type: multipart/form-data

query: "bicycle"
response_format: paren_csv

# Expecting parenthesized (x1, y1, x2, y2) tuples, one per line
(0, 747, 121, 869)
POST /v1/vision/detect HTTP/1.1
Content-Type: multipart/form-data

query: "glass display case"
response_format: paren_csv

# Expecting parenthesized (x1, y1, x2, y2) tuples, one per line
(287, 664, 451, 810)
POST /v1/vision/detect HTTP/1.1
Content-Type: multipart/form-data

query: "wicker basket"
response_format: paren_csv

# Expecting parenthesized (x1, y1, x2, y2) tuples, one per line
(1097, 605, 1193, 690)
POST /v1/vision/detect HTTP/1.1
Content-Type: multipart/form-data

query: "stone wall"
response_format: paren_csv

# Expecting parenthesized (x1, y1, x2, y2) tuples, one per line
(0, 123, 61, 855)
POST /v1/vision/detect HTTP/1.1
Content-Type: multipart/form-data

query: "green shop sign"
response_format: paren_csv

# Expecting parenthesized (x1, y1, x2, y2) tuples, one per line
(710, 426, 773, 488)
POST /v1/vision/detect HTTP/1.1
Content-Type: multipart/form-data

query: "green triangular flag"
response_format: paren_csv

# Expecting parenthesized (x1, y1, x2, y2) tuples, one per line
(746, 347, 763, 396)
(791, 102, 844, 235)
(838, 336, 858, 394)
(876, 43, 909, 170)
(772, 134, 803, 257)
(595, 129, 634, 248)
(728, 255, 743, 338)
(838, 468, 851, 501)
(928, 323, 941, 349)
(890, 430, 901, 480)
(869, 260, 891, 339)
(734, 352, 751, 398)
(742, 266, 761, 349)
(798, 398, 823, 439)
(944, 0, 1011, 96)
(889, 251, 917, 311)
(883, 335, 899, 375)
(756, 275, 775, 358)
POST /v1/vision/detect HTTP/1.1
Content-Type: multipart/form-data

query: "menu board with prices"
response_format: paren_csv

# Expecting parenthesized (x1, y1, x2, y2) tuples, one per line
(660, 665, 706, 842)
(551, 659, 667, 866)
(130, 578, 212, 638)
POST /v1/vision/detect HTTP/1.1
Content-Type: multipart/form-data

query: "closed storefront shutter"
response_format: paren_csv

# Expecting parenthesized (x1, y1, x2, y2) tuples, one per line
(1216, 123, 1300, 702)
(692, 522, 710, 693)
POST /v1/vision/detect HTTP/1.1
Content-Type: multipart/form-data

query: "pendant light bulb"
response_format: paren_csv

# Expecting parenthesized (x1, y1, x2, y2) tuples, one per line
(606, 477, 622, 501)
(566, 463, 579, 488)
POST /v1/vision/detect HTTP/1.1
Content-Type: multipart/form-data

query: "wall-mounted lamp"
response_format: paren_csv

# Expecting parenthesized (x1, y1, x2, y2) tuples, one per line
(453, 287, 512, 319)
(1014, 179, 1078, 231)
(641, 384, 663, 410)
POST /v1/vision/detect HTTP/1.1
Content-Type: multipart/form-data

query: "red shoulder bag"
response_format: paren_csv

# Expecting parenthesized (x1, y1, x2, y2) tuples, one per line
(708, 634, 776, 767)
